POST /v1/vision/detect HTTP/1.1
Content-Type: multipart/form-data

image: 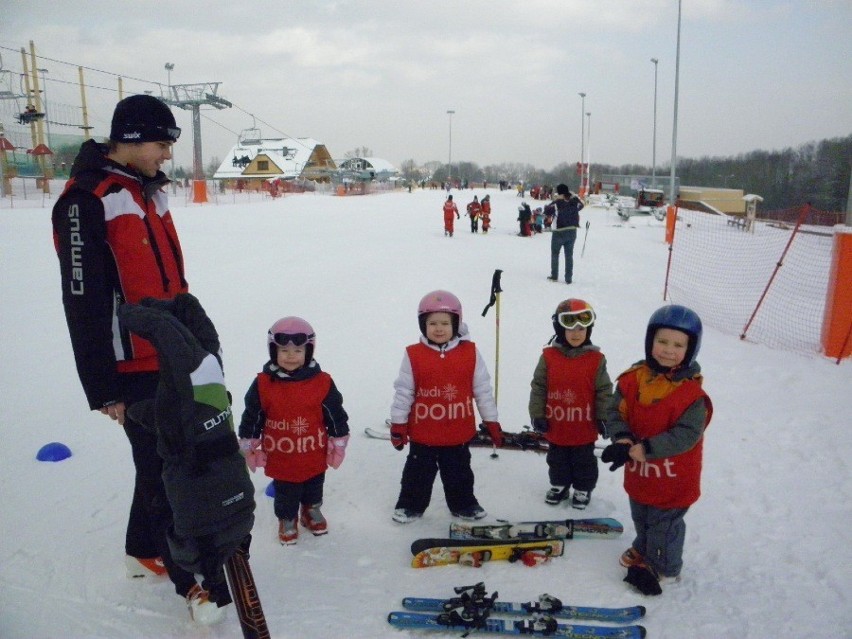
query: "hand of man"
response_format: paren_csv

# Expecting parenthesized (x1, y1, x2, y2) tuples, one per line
(99, 402, 126, 425)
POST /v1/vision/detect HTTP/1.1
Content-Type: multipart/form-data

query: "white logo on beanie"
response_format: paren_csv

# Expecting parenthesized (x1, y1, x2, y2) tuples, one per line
(122, 132, 142, 140)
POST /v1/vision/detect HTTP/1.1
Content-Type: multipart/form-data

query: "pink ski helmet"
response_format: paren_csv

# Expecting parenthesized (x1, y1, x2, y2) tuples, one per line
(267, 316, 316, 364)
(417, 290, 462, 337)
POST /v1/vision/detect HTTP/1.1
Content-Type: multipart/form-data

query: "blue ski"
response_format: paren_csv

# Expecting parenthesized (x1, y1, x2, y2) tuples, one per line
(387, 611, 646, 638)
(402, 596, 645, 623)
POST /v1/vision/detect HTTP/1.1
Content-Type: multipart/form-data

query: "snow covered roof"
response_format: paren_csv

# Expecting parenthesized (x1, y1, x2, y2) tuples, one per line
(336, 156, 399, 180)
(212, 136, 336, 180)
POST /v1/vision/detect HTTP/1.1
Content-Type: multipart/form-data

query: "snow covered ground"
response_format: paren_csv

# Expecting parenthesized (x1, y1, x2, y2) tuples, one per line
(1, 186, 850, 638)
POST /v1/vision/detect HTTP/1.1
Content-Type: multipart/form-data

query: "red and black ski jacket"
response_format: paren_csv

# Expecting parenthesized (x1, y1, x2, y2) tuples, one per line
(52, 139, 188, 410)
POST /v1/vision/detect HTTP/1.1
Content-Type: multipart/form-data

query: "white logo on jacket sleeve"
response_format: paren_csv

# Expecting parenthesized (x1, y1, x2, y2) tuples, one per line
(67, 204, 85, 295)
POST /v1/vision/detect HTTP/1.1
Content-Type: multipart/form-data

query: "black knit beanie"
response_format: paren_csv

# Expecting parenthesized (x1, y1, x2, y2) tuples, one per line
(110, 95, 180, 143)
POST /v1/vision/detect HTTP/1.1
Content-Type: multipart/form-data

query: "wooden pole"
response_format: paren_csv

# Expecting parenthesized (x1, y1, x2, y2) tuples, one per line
(29, 41, 49, 188)
(78, 67, 91, 140)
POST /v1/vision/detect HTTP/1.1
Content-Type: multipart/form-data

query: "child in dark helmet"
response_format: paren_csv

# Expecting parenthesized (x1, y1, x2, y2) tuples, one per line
(389, 290, 503, 523)
(602, 304, 713, 596)
(238, 317, 350, 546)
(529, 299, 613, 509)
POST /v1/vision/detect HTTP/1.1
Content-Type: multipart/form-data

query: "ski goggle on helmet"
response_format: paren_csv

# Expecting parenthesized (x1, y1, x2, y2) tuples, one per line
(554, 299, 596, 330)
(267, 317, 315, 359)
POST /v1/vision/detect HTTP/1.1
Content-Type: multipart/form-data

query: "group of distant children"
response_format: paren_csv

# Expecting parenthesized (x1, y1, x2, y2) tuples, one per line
(446, 195, 557, 237)
(443, 194, 492, 236)
(517, 201, 551, 236)
(238, 286, 712, 598)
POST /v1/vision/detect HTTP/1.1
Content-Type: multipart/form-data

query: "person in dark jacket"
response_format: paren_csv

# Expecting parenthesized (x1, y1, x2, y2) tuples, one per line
(118, 295, 255, 624)
(51, 95, 213, 617)
(517, 202, 533, 237)
(543, 183, 584, 283)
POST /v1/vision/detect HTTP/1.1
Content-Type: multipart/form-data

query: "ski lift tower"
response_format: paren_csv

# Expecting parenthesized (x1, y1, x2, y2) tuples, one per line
(164, 82, 231, 203)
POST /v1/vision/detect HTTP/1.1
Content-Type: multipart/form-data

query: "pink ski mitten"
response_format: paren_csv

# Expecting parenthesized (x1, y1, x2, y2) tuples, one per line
(239, 438, 266, 473)
(327, 435, 349, 469)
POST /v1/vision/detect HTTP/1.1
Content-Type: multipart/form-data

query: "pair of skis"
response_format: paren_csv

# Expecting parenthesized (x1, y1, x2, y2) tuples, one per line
(365, 420, 549, 453)
(411, 517, 623, 568)
(388, 582, 646, 637)
(412, 537, 565, 568)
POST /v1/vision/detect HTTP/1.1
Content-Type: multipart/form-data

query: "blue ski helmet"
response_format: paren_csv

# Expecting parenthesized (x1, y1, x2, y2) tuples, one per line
(645, 305, 703, 368)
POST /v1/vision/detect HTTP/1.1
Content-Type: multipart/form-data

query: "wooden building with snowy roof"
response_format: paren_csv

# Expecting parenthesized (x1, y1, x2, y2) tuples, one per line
(213, 129, 337, 186)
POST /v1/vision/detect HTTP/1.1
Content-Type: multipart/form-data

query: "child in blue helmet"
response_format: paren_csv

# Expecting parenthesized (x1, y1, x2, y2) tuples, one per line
(602, 305, 713, 595)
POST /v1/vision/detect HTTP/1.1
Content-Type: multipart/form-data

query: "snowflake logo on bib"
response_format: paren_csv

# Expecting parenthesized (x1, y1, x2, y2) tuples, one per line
(559, 389, 577, 404)
(441, 384, 459, 401)
(291, 416, 310, 436)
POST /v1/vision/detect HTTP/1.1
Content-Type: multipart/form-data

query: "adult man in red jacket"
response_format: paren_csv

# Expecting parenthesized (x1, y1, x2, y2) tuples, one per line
(52, 96, 220, 621)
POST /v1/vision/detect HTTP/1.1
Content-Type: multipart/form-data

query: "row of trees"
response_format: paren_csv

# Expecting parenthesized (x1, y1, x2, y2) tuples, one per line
(399, 134, 852, 211)
(26, 135, 850, 211)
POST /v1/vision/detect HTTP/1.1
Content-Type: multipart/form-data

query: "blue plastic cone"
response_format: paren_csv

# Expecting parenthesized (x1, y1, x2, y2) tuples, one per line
(36, 442, 72, 462)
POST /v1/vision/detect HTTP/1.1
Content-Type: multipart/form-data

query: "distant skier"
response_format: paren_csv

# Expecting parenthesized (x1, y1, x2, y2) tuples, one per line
(467, 195, 482, 233)
(443, 194, 460, 236)
(544, 184, 584, 283)
(517, 202, 533, 236)
(480, 195, 492, 233)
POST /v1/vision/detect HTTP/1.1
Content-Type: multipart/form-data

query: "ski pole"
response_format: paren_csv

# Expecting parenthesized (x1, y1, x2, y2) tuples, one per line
(481, 269, 503, 459)
(581, 221, 591, 257)
(481, 269, 503, 404)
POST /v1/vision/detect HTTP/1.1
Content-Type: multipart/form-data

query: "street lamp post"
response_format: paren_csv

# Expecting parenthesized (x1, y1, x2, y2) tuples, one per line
(446, 109, 455, 183)
(650, 58, 658, 188)
(668, 0, 682, 207)
(578, 92, 586, 192)
(165, 63, 176, 194)
(586, 112, 591, 192)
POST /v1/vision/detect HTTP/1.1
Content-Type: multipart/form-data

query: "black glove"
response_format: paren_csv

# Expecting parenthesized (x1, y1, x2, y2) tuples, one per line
(624, 565, 662, 596)
(601, 442, 631, 471)
(531, 418, 548, 434)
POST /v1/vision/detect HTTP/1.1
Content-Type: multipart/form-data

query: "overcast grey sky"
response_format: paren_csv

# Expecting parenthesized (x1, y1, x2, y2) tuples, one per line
(2, 0, 850, 172)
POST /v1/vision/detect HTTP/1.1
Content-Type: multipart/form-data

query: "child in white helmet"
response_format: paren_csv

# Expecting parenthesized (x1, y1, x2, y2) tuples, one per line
(389, 290, 503, 523)
(238, 317, 350, 545)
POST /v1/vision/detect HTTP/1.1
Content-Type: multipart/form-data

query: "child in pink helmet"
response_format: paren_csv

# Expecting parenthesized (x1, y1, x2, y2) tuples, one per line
(389, 290, 503, 523)
(238, 316, 350, 545)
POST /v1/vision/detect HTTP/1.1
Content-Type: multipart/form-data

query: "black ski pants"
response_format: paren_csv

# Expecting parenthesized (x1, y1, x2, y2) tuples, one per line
(272, 473, 325, 521)
(395, 441, 479, 514)
(546, 442, 598, 492)
(120, 372, 197, 596)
